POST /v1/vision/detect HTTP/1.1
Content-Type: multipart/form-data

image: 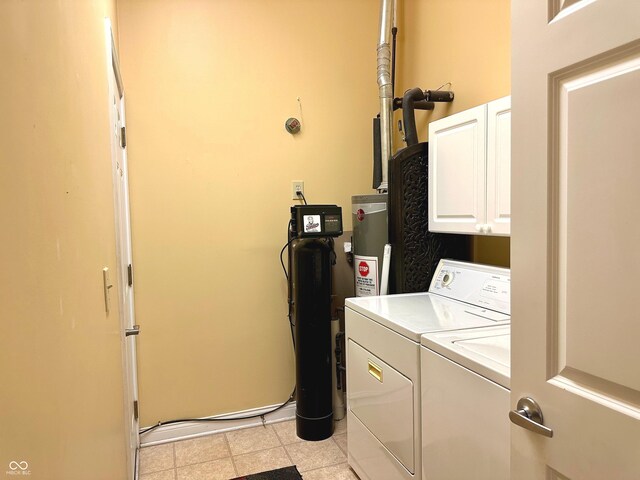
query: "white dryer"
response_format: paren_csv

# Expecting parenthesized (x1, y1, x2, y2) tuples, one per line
(420, 325, 511, 480)
(345, 260, 510, 480)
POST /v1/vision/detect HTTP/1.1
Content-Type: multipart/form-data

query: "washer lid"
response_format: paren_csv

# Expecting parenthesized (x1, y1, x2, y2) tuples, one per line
(345, 293, 510, 342)
(421, 325, 511, 388)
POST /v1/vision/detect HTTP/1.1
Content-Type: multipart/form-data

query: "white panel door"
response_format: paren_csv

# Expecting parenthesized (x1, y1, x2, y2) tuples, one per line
(106, 20, 139, 480)
(428, 105, 487, 234)
(511, 1, 640, 479)
(485, 96, 511, 236)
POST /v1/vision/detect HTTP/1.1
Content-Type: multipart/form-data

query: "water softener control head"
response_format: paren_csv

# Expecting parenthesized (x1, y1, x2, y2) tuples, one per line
(291, 205, 343, 238)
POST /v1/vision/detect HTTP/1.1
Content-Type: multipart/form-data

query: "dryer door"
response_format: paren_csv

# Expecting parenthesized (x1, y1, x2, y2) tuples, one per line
(348, 339, 414, 473)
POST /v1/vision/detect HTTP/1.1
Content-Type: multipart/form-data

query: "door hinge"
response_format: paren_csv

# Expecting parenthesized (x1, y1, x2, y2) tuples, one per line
(120, 126, 127, 148)
(133, 400, 139, 421)
(127, 264, 133, 287)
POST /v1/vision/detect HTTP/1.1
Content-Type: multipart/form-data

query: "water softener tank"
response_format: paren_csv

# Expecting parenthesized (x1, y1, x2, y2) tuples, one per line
(289, 205, 343, 441)
(351, 194, 388, 296)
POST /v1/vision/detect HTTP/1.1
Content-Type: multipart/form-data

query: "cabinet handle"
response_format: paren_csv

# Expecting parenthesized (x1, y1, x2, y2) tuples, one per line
(475, 224, 483, 233)
(483, 224, 492, 234)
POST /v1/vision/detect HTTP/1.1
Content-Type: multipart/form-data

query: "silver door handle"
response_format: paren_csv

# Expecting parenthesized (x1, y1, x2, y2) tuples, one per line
(125, 325, 140, 337)
(509, 397, 553, 438)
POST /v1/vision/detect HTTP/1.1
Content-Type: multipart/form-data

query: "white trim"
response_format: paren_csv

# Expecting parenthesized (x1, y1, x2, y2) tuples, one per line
(140, 401, 297, 447)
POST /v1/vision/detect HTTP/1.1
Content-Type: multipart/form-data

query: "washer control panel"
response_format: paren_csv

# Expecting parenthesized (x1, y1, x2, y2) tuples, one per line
(430, 259, 511, 315)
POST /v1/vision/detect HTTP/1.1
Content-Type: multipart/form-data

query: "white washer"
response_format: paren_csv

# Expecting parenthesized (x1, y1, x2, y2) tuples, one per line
(345, 260, 510, 480)
(420, 325, 511, 480)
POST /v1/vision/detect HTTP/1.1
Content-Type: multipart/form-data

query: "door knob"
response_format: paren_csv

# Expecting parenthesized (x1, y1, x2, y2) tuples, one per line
(125, 325, 140, 337)
(509, 397, 553, 438)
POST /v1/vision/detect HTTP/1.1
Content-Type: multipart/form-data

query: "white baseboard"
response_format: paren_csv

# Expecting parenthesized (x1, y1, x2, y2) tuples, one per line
(140, 401, 297, 447)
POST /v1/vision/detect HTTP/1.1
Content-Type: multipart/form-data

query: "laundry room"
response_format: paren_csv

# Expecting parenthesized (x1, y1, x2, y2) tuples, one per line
(3, 1, 638, 480)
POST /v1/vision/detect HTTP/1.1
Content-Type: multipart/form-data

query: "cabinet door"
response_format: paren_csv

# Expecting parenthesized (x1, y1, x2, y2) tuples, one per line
(486, 96, 511, 236)
(429, 105, 487, 234)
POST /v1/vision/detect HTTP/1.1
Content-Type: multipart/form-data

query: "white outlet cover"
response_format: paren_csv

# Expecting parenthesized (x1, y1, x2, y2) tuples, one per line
(291, 181, 304, 199)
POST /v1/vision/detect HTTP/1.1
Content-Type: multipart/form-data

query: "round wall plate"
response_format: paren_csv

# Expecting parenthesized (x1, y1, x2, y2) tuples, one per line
(285, 117, 301, 134)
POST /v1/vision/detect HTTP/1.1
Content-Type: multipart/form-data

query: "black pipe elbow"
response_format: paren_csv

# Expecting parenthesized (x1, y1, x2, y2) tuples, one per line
(402, 87, 425, 146)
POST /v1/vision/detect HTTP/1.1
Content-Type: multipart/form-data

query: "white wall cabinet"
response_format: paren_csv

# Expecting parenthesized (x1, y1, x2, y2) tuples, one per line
(428, 96, 511, 236)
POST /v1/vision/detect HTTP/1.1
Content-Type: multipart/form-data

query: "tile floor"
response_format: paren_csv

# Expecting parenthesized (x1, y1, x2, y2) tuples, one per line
(139, 417, 358, 480)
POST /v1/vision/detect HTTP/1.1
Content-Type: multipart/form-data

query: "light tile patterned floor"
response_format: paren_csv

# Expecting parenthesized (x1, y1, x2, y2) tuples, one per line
(139, 417, 358, 480)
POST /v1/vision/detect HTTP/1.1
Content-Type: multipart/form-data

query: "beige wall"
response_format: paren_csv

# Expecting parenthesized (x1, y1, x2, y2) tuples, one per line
(116, 0, 379, 425)
(396, 0, 511, 267)
(0, 1, 127, 479)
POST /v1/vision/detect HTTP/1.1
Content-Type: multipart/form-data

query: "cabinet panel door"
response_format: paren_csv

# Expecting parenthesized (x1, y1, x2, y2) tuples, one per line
(486, 96, 511, 236)
(429, 105, 487, 234)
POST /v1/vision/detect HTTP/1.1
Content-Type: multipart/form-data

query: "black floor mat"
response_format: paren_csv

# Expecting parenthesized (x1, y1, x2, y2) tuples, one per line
(230, 465, 302, 480)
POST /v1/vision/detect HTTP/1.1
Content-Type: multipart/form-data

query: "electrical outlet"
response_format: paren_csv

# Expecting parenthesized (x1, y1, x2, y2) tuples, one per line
(292, 181, 304, 200)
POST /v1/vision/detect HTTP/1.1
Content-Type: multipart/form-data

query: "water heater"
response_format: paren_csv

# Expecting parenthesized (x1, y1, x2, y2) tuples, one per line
(351, 194, 388, 297)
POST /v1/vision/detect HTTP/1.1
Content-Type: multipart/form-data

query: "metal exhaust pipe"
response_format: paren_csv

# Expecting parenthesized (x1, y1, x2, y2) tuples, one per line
(376, 0, 394, 192)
